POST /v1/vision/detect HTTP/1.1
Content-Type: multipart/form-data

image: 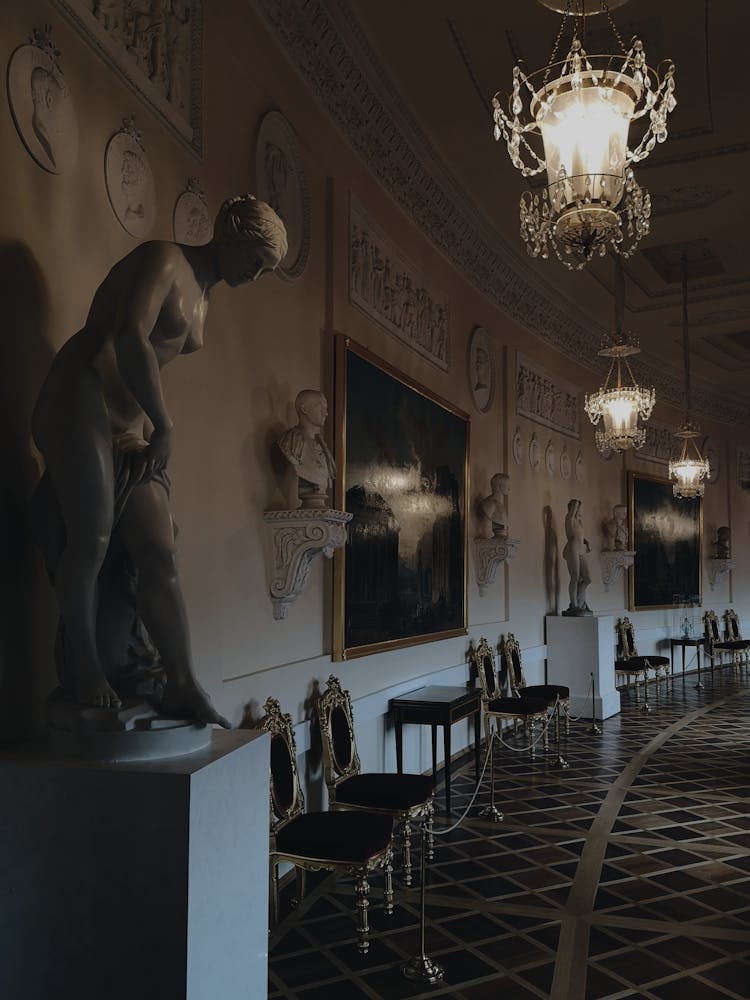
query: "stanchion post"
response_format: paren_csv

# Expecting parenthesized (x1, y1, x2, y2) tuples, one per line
(478, 729, 503, 823)
(401, 821, 445, 983)
(590, 671, 601, 735)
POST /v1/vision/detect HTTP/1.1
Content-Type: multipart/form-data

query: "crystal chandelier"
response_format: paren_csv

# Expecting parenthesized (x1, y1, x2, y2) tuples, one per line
(669, 254, 709, 499)
(585, 257, 654, 451)
(492, 0, 676, 269)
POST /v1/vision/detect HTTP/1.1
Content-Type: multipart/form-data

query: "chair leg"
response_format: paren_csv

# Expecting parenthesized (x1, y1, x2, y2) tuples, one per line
(354, 871, 371, 954)
(563, 702, 571, 736)
(294, 867, 306, 908)
(269, 861, 279, 929)
(401, 817, 413, 887)
(425, 803, 435, 861)
(528, 718, 536, 759)
(383, 851, 394, 915)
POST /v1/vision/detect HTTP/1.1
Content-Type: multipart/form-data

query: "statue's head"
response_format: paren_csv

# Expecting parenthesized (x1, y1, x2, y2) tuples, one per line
(213, 195, 288, 286)
(295, 389, 328, 429)
(490, 472, 509, 495)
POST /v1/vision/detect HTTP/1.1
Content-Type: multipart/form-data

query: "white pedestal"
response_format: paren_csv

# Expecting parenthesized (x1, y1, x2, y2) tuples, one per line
(546, 614, 620, 720)
(0, 729, 270, 1000)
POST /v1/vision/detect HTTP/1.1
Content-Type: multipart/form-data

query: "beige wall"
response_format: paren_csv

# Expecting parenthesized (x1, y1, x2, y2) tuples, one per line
(1, 2, 747, 764)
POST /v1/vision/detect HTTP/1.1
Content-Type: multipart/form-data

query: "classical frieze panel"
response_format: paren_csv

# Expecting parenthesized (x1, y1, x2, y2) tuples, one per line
(516, 352, 580, 439)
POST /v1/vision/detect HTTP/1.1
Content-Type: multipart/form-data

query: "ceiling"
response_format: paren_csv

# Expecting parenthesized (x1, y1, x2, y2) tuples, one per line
(344, 0, 750, 422)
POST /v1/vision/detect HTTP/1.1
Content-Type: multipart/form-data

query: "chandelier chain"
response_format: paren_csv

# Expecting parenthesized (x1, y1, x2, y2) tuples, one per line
(543, 0, 574, 85)
(600, 0, 629, 55)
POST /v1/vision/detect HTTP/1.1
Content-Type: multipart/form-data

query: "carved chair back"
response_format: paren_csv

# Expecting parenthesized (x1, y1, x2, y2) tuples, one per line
(616, 618, 639, 660)
(501, 633, 526, 696)
(473, 637, 502, 702)
(260, 697, 305, 837)
(725, 609, 743, 640)
(704, 610, 722, 649)
(317, 675, 362, 793)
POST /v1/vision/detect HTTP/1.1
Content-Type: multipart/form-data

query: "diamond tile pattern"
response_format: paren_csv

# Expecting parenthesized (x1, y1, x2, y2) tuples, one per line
(269, 671, 750, 998)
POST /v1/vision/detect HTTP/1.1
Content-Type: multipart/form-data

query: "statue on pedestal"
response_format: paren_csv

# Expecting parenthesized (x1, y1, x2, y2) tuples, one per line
(562, 498, 592, 616)
(31, 194, 288, 730)
(278, 390, 336, 509)
(479, 472, 510, 539)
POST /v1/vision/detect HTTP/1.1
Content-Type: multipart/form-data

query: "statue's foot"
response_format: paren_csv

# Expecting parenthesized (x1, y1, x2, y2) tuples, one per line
(76, 671, 122, 710)
(161, 679, 231, 729)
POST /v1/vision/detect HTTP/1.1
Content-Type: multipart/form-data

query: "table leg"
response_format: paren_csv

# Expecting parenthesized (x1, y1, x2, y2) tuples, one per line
(443, 722, 452, 814)
(395, 713, 403, 774)
(430, 725, 437, 778)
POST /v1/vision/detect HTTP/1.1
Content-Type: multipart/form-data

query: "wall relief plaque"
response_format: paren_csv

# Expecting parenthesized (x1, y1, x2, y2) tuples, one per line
(516, 352, 580, 438)
(105, 117, 156, 238)
(173, 177, 211, 245)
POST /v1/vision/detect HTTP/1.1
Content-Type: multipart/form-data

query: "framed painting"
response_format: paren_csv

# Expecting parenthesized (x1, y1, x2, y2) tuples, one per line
(628, 472, 702, 611)
(333, 337, 469, 660)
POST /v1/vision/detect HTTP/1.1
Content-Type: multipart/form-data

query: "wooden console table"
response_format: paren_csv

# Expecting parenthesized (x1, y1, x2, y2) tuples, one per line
(390, 686, 481, 813)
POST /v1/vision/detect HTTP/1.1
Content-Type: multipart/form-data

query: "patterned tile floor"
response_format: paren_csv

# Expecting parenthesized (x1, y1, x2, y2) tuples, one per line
(268, 668, 750, 999)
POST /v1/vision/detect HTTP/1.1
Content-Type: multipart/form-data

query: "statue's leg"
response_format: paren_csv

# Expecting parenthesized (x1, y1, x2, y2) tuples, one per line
(36, 414, 120, 709)
(118, 482, 230, 727)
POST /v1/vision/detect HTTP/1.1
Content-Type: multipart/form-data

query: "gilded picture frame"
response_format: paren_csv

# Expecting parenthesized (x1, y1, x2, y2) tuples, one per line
(333, 337, 469, 660)
(628, 472, 702, 611)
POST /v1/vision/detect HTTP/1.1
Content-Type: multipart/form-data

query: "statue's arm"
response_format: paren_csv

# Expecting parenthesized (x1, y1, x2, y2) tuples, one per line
(112, 246, 177, 467)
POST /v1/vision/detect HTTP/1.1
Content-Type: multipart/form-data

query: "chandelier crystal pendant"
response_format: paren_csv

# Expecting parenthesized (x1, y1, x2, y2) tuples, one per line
(585, 257, 655, 452)
(669, 254, 710, 499)
(492, 0, 676, 269)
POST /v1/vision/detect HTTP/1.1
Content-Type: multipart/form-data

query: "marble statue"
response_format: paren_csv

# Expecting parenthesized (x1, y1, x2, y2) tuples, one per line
(716, 525, 731, 559)
(479, 472, 510, 539)
(603, 503, 628, 551)
(562, 498, 592, 616)
(278, 390, 336, 508)
(31, 194, 288, 725)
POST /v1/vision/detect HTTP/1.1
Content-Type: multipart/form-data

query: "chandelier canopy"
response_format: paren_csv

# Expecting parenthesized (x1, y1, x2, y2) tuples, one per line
(492, 0, 676, 269)
(669, 254, 709, 499)
(585, 257, 655, 452)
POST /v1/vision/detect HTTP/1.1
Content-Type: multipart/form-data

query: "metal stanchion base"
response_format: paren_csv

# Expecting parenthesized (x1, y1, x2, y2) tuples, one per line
(590, 722, 602, 735)
(694, 681, 704, 690)
(401, 955, 445, 983)
(553, 754, 569, 769)
(478, 804, 504, 822)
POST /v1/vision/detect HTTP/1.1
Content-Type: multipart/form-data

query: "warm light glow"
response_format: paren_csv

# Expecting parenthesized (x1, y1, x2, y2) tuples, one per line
(492, 14, 676, 269)
(669, 428, 710, 499)
(585, 345, 655, 453)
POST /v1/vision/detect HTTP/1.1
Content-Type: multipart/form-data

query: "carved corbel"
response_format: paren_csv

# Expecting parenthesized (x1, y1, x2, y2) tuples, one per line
(474, 537, 519, 596)
(708, 557, 735, 590)
(264, 509, 353, 619)
(600, 550, 635, 592)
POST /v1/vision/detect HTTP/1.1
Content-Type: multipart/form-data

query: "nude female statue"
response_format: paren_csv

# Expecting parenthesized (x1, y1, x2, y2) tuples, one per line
(31, 195, 288, 725)
(562, 498, 592, 615)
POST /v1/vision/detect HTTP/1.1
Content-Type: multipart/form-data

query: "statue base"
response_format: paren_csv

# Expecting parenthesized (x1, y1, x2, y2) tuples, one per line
(561, 604, 593, 617)
(46, 690, 212, 762)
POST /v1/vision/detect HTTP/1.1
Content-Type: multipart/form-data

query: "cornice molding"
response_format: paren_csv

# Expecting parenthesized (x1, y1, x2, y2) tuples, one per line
(252, 0, 750, 427)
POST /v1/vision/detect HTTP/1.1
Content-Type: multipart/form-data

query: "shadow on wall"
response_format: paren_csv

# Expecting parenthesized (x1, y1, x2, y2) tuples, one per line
(0, 240, 58, 744)
(543, 505, 560, 616)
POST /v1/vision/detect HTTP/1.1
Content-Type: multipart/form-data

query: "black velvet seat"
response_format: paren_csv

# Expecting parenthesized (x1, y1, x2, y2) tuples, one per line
(317, 675, 434, 888)
(487, 695, 549, 716)
(705, 609, 750, 673)
(259, 697, 394, 955)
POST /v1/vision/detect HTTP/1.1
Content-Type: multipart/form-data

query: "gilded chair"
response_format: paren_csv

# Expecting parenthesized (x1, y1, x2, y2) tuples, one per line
(317, 675, 434, 888)
(259, 697, 394, 955)
(704, 609, 741, 673)
(471, 638, 550, 757)
(615, 617, 654, 709)
(723, 609, 750, 671)
(501, 632, 572, 737)
(616, 617, 671, 702)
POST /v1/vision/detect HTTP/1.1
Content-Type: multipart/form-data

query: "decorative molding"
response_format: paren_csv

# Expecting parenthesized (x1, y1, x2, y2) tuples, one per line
(635, 421, 680, 466)
(737, 446, 750, 491)
(474, 537, 519, 597)
(349, 195, 450, 370)
(516, 352, 580, 438)
(264, 508, 352, 620)
(707, 558, 735, 590)
(51, 0, 203, 156)
(601, 551, 635, 592)
(251, 0, 750, 428)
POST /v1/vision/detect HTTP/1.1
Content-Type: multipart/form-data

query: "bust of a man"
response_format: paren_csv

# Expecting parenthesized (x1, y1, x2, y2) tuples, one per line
(278, 389, 336, 509)
(480, 472, 510, 539)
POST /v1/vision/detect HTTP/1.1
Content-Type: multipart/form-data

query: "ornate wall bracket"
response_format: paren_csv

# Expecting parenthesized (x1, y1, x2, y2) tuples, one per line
(474, 537, 519, 596)
(708, 557, 735, 590)
(600, 550, 635, 592)
(264, 509, 353, 619)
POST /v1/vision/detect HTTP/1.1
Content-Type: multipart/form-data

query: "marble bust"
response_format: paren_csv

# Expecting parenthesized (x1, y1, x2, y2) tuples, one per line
(479, 472, 510, 539)
(278, 390, 336, 508)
